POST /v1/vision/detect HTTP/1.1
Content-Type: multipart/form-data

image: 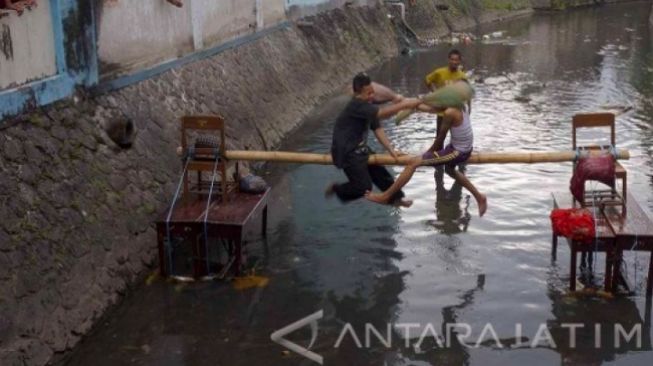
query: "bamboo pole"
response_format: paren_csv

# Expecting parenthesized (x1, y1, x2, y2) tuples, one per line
(176, 147, 630, 166)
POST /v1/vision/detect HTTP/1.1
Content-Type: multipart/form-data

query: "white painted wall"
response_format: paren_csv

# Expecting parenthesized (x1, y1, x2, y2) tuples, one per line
(263, 0, 287, 28)
(285, 0, 377, 20)
(97, 0, 194, 77)
(196, 0, 257, 47)
(0, 2, 57, 90)
(97, 0, 288, 77)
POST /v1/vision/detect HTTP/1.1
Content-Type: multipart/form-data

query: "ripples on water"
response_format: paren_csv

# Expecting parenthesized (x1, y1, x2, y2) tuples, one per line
(62, 3, 653, 366)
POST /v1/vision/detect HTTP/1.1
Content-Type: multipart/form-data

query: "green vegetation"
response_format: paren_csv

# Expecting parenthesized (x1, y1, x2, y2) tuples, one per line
(480, 0, 531, 11)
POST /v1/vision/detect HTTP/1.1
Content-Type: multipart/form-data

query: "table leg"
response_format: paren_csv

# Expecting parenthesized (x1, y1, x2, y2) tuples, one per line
(580, 251, 588, 272)
(157, 224, 167, 277)
(605, 246, 614, 292)
(231, 228, 244, 276)
(570, 245, 577, 292)
(647, 251, 653, 299)
(193, 229, 204, 278)
(611, 249, 624, 293)
(233, 238, 242, 276)
(262, 205, 268, 237)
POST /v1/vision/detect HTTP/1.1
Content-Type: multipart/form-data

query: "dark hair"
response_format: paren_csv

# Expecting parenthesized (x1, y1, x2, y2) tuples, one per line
(352, 73, 372, 94)
(448, 49, 462, 59)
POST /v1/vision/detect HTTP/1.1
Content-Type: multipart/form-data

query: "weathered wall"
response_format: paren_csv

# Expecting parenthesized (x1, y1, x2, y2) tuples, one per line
(197, 0, 257, 48)
(0, 3, 57, 89)
(263, 0, 288, 26)
(97, 0, 289, 79)
(532, 0, 645, 10)
(286, 0, 379, 19)
(0, 5, 399, 365)
(404, 0, 532, 38)
(97, 0, 193, 77)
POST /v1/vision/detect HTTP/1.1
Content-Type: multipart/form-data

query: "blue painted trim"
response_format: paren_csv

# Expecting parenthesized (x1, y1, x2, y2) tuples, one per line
(94, 21, 291, 94)
(50, 0, 66, 73)
(84, 0, 99, 87)
(0, 75, 75, 120)
(1, 0, 97, 122)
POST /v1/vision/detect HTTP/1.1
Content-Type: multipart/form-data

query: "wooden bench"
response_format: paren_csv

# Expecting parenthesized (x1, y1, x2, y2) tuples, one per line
(156, 188, 270, 278)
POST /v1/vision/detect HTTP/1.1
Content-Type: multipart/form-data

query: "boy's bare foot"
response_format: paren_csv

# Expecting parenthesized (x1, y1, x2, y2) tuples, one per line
(166, 0, 183, 7)
(395, 199, 413, 208)
(365, 191, 390, 205)
(6, 1, 25, 14)
(325, 183, 336, 199)
(477, 194, 487, 217)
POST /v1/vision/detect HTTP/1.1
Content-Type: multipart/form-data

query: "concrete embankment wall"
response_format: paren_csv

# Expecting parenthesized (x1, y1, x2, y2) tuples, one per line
(0, 5, 399, 365)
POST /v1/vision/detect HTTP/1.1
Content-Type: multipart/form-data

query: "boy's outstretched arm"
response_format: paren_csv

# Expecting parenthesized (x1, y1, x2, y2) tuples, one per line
(428, 113, 454, 152)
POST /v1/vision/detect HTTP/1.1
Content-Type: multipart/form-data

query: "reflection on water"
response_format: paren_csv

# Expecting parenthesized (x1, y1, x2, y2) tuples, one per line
(61, 3, 653, 366)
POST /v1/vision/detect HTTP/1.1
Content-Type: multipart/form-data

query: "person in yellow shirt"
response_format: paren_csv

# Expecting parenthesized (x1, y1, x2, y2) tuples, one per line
(424, 49, 468, 152)
(425, 49, 466, 91)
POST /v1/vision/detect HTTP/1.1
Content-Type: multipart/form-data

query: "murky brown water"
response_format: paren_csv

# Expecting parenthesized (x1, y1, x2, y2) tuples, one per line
(60, 3, 653, 366)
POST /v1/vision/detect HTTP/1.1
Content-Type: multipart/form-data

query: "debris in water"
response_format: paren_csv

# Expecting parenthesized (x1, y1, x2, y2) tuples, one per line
(145, 271, 159, 286)
(233, 275, 270, 290)
(491, 31, 504, 38)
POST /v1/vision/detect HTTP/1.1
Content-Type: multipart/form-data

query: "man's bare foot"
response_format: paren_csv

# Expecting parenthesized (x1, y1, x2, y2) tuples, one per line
(477, 194, 487, 217)
(166, 0, 183, 7)
(325, 183, 336, 199)
(394, 199, 413, 208)
(365, 191, 391, 205)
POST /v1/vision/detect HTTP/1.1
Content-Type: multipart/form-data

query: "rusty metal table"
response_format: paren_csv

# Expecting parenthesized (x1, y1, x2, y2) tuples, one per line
(156, 188, 270, 278)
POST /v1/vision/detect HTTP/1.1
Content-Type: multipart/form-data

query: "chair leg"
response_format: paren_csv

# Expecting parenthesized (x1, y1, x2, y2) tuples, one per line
(622, 175, 627, 202)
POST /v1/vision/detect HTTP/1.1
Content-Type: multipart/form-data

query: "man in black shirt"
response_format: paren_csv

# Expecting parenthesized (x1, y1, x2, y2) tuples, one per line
(327, 73, 421, 206)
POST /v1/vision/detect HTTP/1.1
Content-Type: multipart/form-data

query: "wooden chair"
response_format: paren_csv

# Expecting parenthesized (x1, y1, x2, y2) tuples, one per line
(181, 116, 238, 201)
(572, 113, 627, 203)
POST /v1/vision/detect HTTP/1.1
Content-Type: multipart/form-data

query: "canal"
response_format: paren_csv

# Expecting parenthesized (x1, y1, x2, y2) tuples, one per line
(61, 2, 653, 365)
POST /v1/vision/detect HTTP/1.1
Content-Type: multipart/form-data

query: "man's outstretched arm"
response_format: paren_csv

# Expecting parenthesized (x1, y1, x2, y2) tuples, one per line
(377, 98, 421, 119)
(373, 128, 401, 159)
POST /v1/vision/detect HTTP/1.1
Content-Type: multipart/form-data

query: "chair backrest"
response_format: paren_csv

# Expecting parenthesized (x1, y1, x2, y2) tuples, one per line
(181, 115, 226, 156)
(572, 113, 615, 149)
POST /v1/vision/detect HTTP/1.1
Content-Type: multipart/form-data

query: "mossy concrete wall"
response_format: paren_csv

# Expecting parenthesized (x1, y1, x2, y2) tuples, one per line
(404, 0, 532, 38)
(531, 0, 644, 10)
